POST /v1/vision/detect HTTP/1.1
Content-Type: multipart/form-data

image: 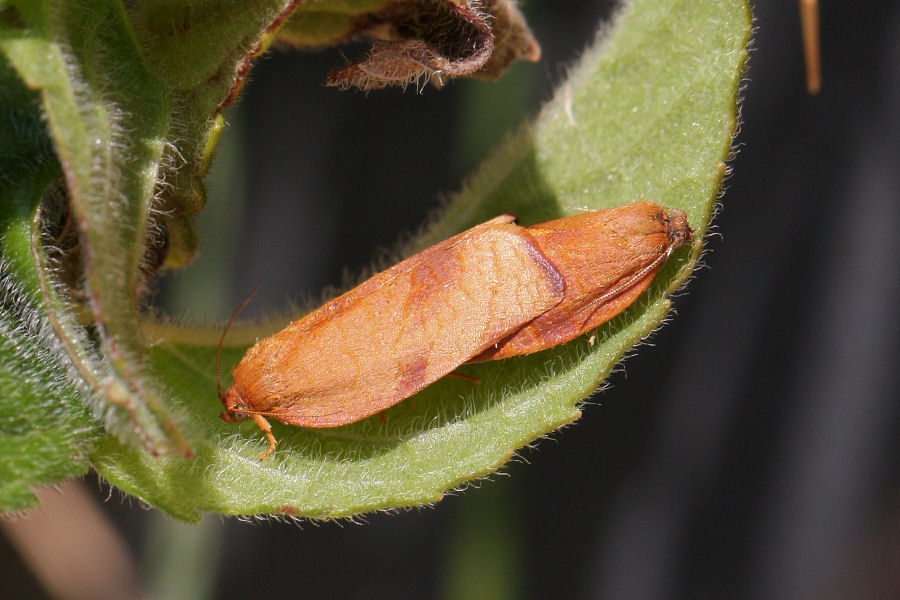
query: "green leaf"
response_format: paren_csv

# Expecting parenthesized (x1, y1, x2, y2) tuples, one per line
(1, 0, 305, 456)
(0, 241, 102, 513)
(127, 0, 304, 210)
(276, 0, 394, 47)
(92, 0, 752, 520)
(1, 0, 192, 456)
(0, 60, 102, 512)
(0, 0, 315, 509)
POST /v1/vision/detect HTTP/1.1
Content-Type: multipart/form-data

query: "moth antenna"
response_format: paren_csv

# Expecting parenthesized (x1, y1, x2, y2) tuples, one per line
(217, 281, 262, 401)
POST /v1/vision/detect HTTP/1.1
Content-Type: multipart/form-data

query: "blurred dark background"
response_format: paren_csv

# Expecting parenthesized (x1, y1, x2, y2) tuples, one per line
(3, 0, 899, 598)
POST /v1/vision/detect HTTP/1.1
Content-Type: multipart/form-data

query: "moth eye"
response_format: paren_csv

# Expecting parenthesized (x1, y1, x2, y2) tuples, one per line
(219, 408, 249, 423)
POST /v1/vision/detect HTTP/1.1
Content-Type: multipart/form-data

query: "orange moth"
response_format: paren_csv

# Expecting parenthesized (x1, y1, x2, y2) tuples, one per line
(219, 202, 692, 459)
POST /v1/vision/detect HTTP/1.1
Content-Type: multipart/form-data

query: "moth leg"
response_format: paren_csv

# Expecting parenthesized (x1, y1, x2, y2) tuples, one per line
(251, 414, 277, 461)
(447, 371, 480, 385)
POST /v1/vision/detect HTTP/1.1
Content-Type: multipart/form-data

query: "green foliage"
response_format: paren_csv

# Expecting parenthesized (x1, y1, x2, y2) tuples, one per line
(276, 0, 395, 46)
(0, 250, 101, 512)
(0, 0, 751, 519)
(0, 61, 101, 511)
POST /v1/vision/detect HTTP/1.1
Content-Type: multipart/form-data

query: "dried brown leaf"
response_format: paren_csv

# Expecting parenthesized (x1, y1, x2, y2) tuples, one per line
(324, 0, 539, 90)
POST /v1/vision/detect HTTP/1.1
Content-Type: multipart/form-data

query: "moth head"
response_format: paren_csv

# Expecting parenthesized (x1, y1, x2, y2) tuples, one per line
(219, 386, 250, 422)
